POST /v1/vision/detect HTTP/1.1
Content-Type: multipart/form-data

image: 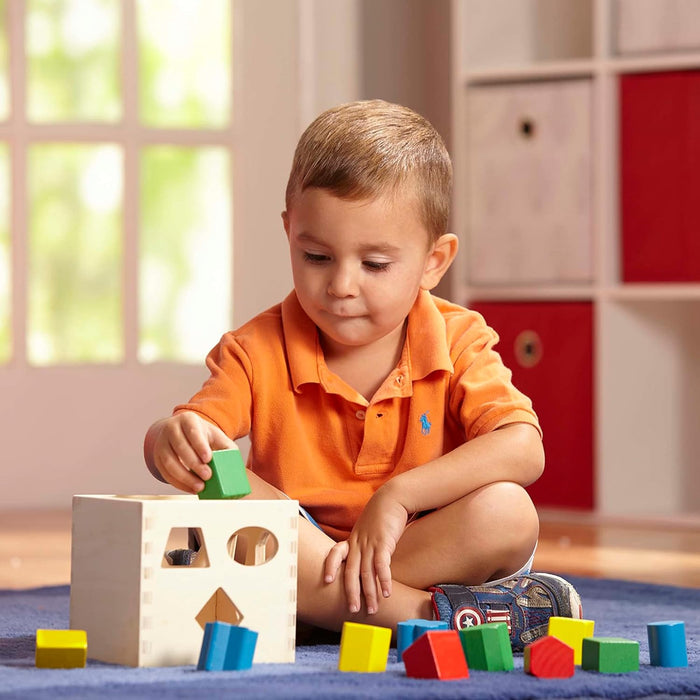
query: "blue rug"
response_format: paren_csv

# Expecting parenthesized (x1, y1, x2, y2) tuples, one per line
(1, 576, 698, 699)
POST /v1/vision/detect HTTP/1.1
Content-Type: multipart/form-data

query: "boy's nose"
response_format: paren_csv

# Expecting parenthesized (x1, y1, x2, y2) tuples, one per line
(327, 265, 359, 298)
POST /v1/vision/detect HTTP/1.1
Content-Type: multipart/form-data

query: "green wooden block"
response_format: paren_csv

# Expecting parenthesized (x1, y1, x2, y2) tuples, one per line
(582, 637, 639, 673)
(459, 622, 514, 671)
(198, 448, 252, 500)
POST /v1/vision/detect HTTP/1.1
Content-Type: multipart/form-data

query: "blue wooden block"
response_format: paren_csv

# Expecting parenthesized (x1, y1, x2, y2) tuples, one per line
(413, 620, 449, 640)
(648, 621, 688, 668)
(224, 626, 258, 670)
(197, 622, 258, 671)
(397, 619, 448, 662)
(397, 619, 423, 662)
(198, 621, 233, 671)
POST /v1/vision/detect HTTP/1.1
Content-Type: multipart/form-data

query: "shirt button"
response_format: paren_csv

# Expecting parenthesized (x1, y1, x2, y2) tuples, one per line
(355, 409, 366, 420)
(395, 375, 404, 385)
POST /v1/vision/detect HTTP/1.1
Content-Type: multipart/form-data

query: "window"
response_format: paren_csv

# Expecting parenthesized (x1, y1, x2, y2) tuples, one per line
(0, 142, 8, 363)
(26, 0, 121, 123)
(28, 143, 123, 364)
(0, 0, 8, 120)
(1, 0, 233, 365)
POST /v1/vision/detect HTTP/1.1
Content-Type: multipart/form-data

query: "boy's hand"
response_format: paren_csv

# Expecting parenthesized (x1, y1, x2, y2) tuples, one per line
(147, 412, 235, 493)
(323, 486, 408, 615)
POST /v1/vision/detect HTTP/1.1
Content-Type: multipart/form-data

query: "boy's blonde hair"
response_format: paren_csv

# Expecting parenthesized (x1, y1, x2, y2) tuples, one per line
(285, 100, 452, 242)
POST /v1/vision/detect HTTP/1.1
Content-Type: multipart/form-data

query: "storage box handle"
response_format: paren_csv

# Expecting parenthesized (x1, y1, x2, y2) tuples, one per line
(514, 329, 543, 368)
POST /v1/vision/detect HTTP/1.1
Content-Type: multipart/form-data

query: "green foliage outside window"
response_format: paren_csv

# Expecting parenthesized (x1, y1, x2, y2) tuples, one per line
(140, 147, 232, 363)
(26, 0, 120, 122)
(138, 0, 231, 128)
(28, 144, 123, 364)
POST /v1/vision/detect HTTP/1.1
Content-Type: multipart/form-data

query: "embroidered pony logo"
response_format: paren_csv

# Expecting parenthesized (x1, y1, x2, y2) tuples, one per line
(419, 412, 431, 436)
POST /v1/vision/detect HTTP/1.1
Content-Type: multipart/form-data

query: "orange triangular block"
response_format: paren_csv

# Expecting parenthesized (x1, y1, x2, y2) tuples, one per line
(524, 635, 575, 678)
(403, 630, 469, 680)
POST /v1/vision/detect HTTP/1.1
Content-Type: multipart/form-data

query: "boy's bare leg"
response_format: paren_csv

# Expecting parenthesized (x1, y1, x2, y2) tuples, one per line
(391, 481, 540, 590)
(243, 470, 432, 632)
(244, 472, 537, 633)
(296, 517, 433, 631)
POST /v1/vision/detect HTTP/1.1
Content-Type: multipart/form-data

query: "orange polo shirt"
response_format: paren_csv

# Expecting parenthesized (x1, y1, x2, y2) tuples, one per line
(175, 290, 540, 541)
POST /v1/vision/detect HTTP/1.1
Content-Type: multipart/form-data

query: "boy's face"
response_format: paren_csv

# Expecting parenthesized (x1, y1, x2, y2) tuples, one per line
(283, 188, 452, 359)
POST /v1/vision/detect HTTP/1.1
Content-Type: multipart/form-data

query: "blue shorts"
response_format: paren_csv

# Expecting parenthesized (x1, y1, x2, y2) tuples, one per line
(280, 491, 323, 530)
(298, 504, 322, 530)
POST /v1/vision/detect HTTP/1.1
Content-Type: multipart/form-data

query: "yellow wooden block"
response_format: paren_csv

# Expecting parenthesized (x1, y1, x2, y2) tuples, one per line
(35, 629, 87, 668)
(338, 622, 392, 672)
(548, 616, 595, 665)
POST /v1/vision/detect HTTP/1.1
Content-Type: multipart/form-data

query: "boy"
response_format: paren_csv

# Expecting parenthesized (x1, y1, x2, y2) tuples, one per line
(144, 100, 581, 650)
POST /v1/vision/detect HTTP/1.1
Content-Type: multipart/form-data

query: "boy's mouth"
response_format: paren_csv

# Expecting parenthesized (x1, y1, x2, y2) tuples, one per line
(324, 308, 365, 319)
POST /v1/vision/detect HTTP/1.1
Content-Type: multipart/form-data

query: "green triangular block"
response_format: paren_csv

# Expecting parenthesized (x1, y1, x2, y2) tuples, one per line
(198, 448, 252, 500)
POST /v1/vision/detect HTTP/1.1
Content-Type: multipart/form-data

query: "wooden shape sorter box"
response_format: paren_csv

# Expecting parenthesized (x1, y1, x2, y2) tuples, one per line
(69, 495, 298, 667)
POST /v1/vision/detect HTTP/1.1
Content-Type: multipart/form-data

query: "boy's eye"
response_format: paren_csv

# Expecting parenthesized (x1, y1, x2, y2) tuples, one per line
(303, 252, 330, 264)
(363, 260, 391, 272)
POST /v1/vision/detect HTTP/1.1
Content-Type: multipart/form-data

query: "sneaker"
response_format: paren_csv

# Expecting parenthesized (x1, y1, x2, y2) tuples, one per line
(430, 573, 582, 651)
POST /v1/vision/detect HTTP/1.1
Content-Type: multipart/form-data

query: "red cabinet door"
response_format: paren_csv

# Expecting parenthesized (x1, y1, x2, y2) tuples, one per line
(620, 70, 700, 282)
(468, 302, 594, 510)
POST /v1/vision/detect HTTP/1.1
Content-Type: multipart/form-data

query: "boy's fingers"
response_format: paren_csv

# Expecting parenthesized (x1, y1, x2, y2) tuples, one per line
(323, 542, 348, 583)
(344, 548, 362, 614)
(168, 431, 210, 481)
(360, 565, 379, 615)
(180, 415, 215, 466)
(157, 447, 205, 494)
(374, 551, 393, 599)
(208, 425, 236, 453)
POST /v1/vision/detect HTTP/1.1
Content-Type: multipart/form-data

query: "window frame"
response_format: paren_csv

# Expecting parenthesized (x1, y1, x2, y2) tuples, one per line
(0, 0, 237, 367)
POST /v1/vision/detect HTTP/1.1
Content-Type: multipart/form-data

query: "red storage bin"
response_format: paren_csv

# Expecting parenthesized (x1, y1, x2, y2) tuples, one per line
(620, 70, 700, 282)
(468, 302, 594, 510)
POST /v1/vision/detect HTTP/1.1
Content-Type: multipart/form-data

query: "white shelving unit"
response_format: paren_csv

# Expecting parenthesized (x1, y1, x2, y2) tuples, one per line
(451, 0, 700, 518)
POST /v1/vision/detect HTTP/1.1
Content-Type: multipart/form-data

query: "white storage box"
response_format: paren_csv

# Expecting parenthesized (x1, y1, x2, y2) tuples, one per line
(467, 79, 593, 285)
(615, 0, 700, 55)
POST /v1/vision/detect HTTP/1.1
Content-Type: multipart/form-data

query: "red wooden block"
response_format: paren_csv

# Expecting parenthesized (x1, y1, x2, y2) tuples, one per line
(403, 630, 469, 681)
(524, 636, 575, 678)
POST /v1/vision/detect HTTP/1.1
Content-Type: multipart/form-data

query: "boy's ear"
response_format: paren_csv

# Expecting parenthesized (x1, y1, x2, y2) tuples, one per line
(421, 233, 459, 290)
(282, 210, 290, 239)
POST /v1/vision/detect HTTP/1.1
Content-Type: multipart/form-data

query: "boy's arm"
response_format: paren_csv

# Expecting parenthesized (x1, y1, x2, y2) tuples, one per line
(383, 421, 543, 513)
(326, 422, 543, 614)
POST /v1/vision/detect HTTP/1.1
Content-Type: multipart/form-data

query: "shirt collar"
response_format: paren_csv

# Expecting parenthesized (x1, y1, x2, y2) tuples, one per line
(405, 289, 454, 381)
(281, 291, 321, 393)
(281, 289, 454, 394)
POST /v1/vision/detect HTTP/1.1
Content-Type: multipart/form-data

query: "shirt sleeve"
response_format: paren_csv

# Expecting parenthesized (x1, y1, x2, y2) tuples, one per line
(447, 314, 542, 442)
(173, 332, 254, 440)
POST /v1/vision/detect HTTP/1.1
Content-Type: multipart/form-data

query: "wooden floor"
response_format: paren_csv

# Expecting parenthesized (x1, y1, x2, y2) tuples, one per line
(1, 508, 699, 590)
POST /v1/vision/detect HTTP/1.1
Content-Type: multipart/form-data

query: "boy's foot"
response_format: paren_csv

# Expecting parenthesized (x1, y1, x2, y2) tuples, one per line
(430, 573, 582, 651)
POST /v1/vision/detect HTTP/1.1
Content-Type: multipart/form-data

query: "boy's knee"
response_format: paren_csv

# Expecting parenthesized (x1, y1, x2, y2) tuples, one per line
(473, 482, 539, 578)
(476, 481, 539, 542)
